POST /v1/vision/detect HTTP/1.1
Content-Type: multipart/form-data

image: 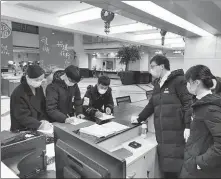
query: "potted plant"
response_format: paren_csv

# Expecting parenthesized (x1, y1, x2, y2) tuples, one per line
(117, 45, 141, 85)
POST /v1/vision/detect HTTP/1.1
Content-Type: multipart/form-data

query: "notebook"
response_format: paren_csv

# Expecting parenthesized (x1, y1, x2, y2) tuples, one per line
(79, 122, 129, 138)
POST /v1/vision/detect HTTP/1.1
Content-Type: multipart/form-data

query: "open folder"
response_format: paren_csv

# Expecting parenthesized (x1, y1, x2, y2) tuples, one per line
(79, 122, 129, 138)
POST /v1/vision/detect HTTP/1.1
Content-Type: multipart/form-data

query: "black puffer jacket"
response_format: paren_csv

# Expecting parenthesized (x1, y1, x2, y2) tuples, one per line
(179, 94, 221, 178)
(138, 69, 192, 172)
(82, 85, 114, 119)
(46, 70, 83, 123)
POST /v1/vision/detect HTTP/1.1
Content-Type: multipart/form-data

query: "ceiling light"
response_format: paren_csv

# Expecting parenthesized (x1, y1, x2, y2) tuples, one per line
(170, 43, 185, 48)
(155, 50, 163, 54)
(110, 23, 154, 34)
(123, 1, 213, 36)
(59, 7, 101, 25)
(154, 38, 184, 44)
(173, 50, 182, 54)
(135, 32, 180, 41)
(1, 1, 6, 3)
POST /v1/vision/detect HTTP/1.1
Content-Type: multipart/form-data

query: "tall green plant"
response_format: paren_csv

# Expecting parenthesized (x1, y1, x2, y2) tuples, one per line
(117, 45, 141, 71)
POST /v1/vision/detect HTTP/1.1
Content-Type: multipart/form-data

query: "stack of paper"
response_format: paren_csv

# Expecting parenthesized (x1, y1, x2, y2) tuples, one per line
(97, 113, 115, 121)
(79, 122, 129, 138)
(102, 122, 129, 133)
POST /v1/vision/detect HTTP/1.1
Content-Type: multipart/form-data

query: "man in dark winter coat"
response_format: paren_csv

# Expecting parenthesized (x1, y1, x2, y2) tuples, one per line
(46, 65, 84, 123)
(131, 55, 192, 179)
(83, 76, 114, 120)
(10, 65, 52, 132)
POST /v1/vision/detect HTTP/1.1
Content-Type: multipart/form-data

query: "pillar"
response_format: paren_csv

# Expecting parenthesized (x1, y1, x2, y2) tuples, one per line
(184, 36, 221, 76)
(73, 33, 88, 68)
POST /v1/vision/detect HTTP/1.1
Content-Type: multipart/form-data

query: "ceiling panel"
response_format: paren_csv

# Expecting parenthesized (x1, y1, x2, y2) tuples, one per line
(214, 1, 221, 10)
(15, 1, 94, 16)
(79, 14, 136, 27)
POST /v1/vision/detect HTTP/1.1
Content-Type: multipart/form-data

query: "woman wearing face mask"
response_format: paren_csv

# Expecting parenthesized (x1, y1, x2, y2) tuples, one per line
(46, 65, 85, 124)
(10, 65, 51, 132)
(179, 65, 221, 178)
(83, 76, 114, 120)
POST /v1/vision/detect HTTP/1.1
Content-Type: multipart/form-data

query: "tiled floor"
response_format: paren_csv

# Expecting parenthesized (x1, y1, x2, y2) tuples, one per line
(1, 78, 152, 131)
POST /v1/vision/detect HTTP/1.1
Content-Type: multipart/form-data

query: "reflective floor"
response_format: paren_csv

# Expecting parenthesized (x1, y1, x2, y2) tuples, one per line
(1, 78, 152, 131)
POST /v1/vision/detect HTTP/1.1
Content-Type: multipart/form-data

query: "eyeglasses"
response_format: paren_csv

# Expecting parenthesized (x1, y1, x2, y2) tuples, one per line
(150, 64, 159, 69)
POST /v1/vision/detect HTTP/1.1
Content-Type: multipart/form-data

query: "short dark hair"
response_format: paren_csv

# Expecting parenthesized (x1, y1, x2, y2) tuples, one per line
(150, 55, 170, 70)
(185, 65, 216, 89)
(98, 76, 110, 86)
(65, 65, 81, 83)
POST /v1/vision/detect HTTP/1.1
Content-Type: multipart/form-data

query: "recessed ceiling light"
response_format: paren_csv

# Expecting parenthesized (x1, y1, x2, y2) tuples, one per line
(59, 7, 101, 25)
(110, 22, 154, 34)
(123, 1, 213, 36)
(134, 32, 180, 41)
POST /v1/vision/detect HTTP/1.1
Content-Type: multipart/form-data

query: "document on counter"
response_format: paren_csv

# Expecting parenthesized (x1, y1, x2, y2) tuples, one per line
(101, 122, 129, 133)
(97, 113, 115, 121)
(79, 122, 129, 138)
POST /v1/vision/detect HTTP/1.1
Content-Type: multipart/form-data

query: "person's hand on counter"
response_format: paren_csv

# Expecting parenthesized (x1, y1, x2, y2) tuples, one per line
(105, 107, 112, 115)
(131, 116, 139, 124)
(95, 111, 103, 118)
(39, 120, 53, 130)
(76, 114, 85, 119)
(65, 117, 76, 124)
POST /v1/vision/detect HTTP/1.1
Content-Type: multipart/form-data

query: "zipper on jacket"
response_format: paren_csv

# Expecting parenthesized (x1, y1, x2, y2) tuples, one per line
(159, 89, 164, 145)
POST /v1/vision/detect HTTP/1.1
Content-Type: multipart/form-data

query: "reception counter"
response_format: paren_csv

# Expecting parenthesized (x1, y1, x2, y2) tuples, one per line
(1, 104, 161, 178)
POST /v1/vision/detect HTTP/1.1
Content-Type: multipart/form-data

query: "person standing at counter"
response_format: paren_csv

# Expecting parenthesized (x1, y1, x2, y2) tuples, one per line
(46, 65, 85, 123)
(10, 65, 52, 132)
(83, 76, 114, 119)
(179, 65, 221, 178)
(131, 55, 192, 179)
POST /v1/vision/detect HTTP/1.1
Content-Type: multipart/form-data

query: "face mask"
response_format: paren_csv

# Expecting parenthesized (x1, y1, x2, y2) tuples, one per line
(26, 77, 42, 88)
(63, 76, 75, 86)
(98, 88, 107, 94)
(150, 68, 161, 79)
(64, 78, 75, 86)
(187, 82, 198, 95)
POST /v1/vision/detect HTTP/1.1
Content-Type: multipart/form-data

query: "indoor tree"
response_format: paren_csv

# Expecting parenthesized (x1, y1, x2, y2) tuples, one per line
(117, 45, 141, 71)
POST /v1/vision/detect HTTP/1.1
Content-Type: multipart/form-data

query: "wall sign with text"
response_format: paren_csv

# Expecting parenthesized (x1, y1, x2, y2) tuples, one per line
(1, 19, 13, 67)
(39, 27, 74, 68)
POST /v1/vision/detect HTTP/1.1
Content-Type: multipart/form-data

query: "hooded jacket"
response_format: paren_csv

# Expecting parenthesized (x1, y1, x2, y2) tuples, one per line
(46, 70, 83, 123)
(138, 69, 193, 172)
(179, 94, 221, 178)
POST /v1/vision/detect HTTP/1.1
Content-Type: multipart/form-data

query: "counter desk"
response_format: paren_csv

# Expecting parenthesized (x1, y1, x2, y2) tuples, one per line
(2, 104, 161, 178)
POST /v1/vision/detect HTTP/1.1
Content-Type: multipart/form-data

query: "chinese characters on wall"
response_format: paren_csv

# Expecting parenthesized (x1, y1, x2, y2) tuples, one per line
(1, 19, 13, 66)
(56, 41, 71, 67)
(40, 36, 50, 53)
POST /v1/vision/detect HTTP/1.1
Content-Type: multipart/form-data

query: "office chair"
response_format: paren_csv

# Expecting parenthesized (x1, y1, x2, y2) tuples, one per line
(116, 96, 131, 106)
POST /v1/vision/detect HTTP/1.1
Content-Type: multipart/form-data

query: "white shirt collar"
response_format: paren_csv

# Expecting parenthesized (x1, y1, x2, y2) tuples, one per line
(160, 71, 171, 88)
(196, 90, 212, 99)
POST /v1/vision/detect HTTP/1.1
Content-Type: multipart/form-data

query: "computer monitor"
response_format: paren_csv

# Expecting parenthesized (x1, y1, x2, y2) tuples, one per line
(54, 125, 126, 178)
